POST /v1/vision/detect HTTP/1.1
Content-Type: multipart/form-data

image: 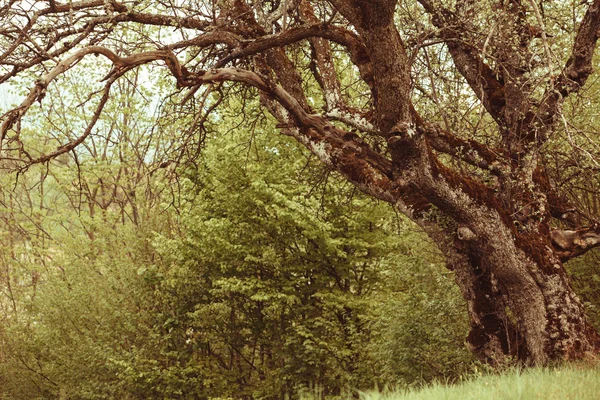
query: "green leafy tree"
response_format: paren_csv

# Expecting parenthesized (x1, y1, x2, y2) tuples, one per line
(148, 120, 407, 397)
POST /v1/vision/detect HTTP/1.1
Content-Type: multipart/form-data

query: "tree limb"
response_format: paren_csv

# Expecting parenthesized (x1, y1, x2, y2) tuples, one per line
(1, 46, 188, 147)
(213, 23, 370, 75)
(551, 226, 600, 261)
(417, 0, 506, 124)
(555, 0, 600, 97)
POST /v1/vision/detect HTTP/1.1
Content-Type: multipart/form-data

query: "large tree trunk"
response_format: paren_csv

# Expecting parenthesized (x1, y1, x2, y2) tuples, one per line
(422, 222, 524, 365)
(406, 133, 600, 364)
(430, 216, 600, 365)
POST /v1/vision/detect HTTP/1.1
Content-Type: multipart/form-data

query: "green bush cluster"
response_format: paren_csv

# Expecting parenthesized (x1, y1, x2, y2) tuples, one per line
(0, 129, 475, 398)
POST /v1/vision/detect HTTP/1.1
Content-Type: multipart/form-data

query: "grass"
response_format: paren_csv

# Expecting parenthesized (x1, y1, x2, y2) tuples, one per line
(360, 362, 600, 400)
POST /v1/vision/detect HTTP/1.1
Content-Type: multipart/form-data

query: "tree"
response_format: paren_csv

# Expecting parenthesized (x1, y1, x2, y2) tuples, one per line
(2, 0, 600, 365)
(150, 127, 399, 398)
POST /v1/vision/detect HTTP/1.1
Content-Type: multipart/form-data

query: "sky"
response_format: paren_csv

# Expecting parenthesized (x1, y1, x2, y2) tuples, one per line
(0, 85, 20, 114)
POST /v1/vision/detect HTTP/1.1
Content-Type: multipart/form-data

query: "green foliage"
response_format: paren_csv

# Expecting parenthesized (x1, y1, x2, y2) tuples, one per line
(0, 120, 474, 398)
(148, 130, 400, 398)
(0, 221, 162, 399)
(369, 234, 474, 388)
(0, 87, 475, 398)
(361, 363, 600, 400)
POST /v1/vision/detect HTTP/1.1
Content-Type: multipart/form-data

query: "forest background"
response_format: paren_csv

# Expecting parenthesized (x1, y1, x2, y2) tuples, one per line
(0, 68, 477, 398)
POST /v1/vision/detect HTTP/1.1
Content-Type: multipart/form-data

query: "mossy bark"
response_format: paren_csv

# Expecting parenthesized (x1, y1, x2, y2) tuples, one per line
(437, 218, 600, 365)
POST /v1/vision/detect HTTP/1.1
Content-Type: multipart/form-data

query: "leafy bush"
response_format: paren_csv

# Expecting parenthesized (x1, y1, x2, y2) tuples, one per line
(0, 126, 473, 398)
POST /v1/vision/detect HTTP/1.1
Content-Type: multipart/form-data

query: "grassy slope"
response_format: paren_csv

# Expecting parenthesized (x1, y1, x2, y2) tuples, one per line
(360, 363, 600, 400)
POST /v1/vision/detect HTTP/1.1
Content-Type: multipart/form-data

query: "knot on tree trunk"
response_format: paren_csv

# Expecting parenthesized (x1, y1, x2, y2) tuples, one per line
(388, 121, 418, 140)
(457, 226, 477, 241)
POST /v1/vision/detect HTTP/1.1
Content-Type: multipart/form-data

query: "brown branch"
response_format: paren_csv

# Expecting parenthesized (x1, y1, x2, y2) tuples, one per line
(1, 47, 189, 147)
(1, 17, 105, 83)
(551, 226, 600, 262)
(25, 77, 115, 167)
(555, 0, 600, 97)
(37, 1, 211, 30)
(300, 3, 344, 111)
(108, 7, 212, 31)
(189, 67, 411, 207)
(192, 68, 345, 139)
(167, 31, 242, 50)
(417, 0, 506, 124)
(298, 2, 375, 134)
(425, 123, 508, 176)
(530, 0, 600, 148)
(0, 0, 214, 83)
(213, 23, 370, 71)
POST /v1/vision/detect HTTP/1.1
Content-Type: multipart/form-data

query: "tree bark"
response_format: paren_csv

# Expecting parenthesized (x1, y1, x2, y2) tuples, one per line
(466, 229, 599, 365)
(423, 210, 600, 365)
